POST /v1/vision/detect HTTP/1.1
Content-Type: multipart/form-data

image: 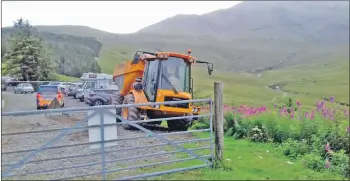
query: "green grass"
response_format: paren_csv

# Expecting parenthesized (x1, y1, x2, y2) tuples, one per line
(97, 46, 348, 110)
(110, 132, 346, 180)
(56, 74, 80, 81)
(98, 44, 135, 74)
(261, 57, 349, 105)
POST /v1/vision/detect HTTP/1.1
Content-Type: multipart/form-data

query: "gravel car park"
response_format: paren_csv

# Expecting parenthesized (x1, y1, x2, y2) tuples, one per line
(1, 87, 202, 180)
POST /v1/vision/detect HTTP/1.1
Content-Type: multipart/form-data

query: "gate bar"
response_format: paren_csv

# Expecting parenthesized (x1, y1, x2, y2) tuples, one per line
(2, 98, 211, 116)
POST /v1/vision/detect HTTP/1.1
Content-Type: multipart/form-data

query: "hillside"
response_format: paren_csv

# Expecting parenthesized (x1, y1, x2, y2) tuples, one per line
(139, 1, 349, 45)
(1, 1, 349, 74)
(1, 27, 102, 77)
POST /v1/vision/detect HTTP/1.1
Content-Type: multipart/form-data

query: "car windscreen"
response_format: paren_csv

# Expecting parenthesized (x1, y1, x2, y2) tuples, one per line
(38, 86, 58, 93)
(49, 82, 61, 85)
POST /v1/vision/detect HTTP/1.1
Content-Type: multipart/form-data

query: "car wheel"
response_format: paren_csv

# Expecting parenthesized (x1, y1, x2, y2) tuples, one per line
(79, 97, 84, 102)
(61, 102, 65, 108)
(93, 100, 104, 106)
(73, 94, 77, 99)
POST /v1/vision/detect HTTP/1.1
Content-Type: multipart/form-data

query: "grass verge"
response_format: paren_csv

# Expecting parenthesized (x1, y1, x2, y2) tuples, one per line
(150, 133, 347, 180)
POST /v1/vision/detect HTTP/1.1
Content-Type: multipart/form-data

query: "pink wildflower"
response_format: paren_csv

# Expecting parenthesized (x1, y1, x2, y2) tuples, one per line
(290, 111, 295, 119)
(325, 142, 330, 152)
(325, 159, 331, 169)
(310, 110, 315, 120)
(296, 100, 301, 106)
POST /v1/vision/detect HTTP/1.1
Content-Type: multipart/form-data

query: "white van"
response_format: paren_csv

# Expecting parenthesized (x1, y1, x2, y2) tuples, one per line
(76, 73, 113, 103)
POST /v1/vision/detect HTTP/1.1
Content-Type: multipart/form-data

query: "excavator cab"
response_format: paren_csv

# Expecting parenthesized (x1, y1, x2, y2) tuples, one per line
(113, 49, 213, 131)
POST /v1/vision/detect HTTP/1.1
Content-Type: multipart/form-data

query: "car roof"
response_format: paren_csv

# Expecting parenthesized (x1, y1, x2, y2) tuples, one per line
(39, 85, 59, 88)
(21, 83, 32, 85)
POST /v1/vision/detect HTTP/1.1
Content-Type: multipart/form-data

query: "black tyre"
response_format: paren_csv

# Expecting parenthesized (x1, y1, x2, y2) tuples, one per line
(121, 94, 140, 130)
(73, 94, 77, 99)
(61, 102, 65, 108)
(79, 97, 84, 102)
(167, 114, 192, 131)
(37, 106, 41, 110)
(93, 100, 104, 106)
(113, 92, 124, 122)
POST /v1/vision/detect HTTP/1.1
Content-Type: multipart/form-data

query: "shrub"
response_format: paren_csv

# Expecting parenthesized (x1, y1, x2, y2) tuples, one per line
(280, 138, 311, 159)
(249, 126, 268, 142)
(302, 153, 326, 172)
(191, 117, 210, 130)
(329, 150, 350, 177)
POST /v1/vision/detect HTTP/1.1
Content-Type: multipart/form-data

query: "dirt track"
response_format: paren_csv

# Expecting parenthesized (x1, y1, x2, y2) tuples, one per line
(1, 88, 201, 180)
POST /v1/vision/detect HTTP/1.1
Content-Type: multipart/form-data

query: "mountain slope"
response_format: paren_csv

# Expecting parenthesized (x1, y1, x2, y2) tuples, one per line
(2, 27, 102, 77)
(138, 1, 349, 45)
(2, 1, 348, 74)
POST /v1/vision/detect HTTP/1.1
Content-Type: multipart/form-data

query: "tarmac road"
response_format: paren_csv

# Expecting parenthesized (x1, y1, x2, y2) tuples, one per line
(2, 86, 86, 112)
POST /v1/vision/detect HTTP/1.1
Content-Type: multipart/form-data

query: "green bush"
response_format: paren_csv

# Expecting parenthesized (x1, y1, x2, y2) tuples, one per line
(302, 153, 326, 172)
(329, 150, 350, 177)
(280, 138, 311, 159)
(249, 126, 268, 142)
(191, 117, 210, 130)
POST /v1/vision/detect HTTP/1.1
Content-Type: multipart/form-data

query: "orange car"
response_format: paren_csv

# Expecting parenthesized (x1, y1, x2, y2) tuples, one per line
(36, 85, 65, 110)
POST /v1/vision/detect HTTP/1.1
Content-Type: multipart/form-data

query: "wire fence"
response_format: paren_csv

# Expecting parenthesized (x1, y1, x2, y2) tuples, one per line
(1, 99, 214, 180)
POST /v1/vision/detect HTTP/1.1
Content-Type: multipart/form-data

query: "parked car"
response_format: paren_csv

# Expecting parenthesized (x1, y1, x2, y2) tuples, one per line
(1, 81, 8, 91)
(36, 85, 65, 110)
(86, 87, 120, 106)
(6, 78, 20, 87)
(14, 83, 34, 94)
(76, 87, 85, 102)
(48, 82, 71, 95)
(67, 83, 83, 97)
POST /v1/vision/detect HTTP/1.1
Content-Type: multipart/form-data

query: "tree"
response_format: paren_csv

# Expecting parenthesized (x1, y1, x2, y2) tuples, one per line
(3, 18, 56, 81)
(90, 60, 101, 73)
(59, 56, 66, 74)
(1, 41, 7, 58)
(1, 42, 9, 75)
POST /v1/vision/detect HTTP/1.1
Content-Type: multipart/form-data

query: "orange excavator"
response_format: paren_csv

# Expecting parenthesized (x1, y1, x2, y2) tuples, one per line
(113, 49, 213, 131)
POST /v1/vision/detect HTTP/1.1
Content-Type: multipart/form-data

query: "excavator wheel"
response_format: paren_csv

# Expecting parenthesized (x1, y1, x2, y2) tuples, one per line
(114, 92, 124, 122)
(167, 113, 192, 131)
(121, 93, 141, 130)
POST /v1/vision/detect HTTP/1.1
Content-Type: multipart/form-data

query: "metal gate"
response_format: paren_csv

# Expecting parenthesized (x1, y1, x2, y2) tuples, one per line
(1, 99, 213, 180)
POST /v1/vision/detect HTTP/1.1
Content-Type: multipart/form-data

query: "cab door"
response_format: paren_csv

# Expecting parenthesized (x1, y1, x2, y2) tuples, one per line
(142, 60, 160, 102)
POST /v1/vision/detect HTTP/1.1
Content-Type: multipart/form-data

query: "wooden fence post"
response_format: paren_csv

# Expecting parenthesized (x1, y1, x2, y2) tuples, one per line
(214, 81, 224, 165)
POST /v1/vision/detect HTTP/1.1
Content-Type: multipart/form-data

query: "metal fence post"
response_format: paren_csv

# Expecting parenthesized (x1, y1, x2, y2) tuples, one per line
(214, 81, 224, 166)
(209, 99, 214, 167)
(99, 110, 106, 180)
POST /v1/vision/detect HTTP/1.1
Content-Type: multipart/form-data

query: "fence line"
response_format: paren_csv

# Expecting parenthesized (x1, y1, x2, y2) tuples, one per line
(1, 98, 215, 180)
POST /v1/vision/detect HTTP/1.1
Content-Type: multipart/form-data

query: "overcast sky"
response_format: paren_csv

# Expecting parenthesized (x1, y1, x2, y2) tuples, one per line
(2, 1, 241, 34)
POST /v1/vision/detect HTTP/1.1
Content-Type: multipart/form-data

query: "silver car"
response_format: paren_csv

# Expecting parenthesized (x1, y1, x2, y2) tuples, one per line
(14, 83, 34, 94)
(67, 83, 83, 97)
(76, 88, 85, 102)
